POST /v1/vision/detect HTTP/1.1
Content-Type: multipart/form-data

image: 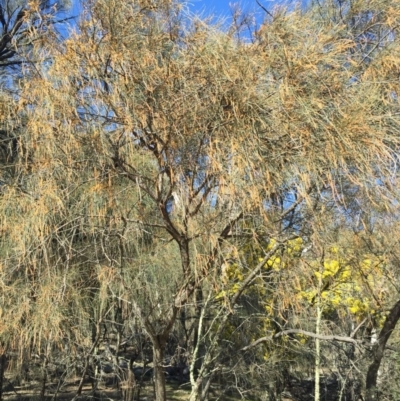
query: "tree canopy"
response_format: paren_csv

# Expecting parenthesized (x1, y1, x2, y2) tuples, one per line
(1, 1, 400, 401)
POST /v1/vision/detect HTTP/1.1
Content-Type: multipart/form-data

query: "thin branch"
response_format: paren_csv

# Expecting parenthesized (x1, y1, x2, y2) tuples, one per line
(241, 328, 361, 352)
(275, 185, 315, 223)
(256, 0, 273, 18)
(350, 317, 367, 338)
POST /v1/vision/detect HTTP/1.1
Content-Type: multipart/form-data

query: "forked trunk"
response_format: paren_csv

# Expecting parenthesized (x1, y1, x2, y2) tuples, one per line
(189, 377, 201, 401)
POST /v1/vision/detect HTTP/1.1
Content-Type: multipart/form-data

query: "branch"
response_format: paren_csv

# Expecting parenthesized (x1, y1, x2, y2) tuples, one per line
(173, 212, 244, 308)
(219, 212, 243, 240)
(275, 184, 315, 222)
(256, 0, 273, 18)
(231, 240, 287, 305)
(350, 317, 367, 338)
(0, 60, 25, 67)
(125, 219, 167, 230)
(241, 328, 361, 351)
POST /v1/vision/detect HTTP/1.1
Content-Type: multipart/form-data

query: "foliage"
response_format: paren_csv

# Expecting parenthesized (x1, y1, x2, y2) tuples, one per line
(1, 1, 400, 401)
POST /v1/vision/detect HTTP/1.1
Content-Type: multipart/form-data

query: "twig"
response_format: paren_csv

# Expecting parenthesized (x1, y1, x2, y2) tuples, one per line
(256, 0, 273, 18)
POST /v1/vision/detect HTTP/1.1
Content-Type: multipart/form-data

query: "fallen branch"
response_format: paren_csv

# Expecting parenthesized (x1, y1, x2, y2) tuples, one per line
(241, 328, 361, 352)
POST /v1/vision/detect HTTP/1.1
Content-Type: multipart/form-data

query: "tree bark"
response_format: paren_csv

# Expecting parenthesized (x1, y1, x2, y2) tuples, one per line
(40, 356, 48, 401)
(365, 299, 400, 401)
(315, 271, 322, 401)
(153, 338, 167, 401)
(0, 353, 7, 401)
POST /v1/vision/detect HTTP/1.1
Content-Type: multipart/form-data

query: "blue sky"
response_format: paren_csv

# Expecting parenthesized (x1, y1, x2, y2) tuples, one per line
(58, 0, 289, 42)
(187, 0, 264, 18)
(67, 0, 272, 28)
(62, 0, 310, 39)
(68, 0, 260, 17)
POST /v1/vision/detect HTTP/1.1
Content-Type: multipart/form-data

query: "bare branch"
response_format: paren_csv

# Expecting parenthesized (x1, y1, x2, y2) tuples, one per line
(241, 329, 361, 352)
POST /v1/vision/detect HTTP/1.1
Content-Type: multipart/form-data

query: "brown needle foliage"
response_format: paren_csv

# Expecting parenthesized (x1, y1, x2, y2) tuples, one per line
(0, 0, 399, 400)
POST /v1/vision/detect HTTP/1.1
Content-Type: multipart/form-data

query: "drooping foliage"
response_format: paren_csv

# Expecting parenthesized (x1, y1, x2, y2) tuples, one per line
(1, 0, 400, 401)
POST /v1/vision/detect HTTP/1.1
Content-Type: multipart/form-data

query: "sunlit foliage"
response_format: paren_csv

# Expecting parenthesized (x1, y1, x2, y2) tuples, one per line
(0, 0, 400, 400)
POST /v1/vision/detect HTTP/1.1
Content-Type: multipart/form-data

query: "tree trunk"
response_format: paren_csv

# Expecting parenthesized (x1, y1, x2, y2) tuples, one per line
(189, 379, 201, 401)
(192, 288, 206, 377)
(40, 356, 49, 401)
(315, 266, 322, 401)
(153, 339, 167, 401)
(315, 307, 321, 401)
(0, 353, 7, 401)
(365, 299, 400, 401)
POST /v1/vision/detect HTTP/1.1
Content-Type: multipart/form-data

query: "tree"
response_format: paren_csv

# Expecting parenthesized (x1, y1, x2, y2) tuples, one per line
(0, 1, 74, 399)
(1, 0, 400, 401)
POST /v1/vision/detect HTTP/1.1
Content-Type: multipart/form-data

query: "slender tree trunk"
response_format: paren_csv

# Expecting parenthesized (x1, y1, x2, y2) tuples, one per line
(140, 303, 178, 401)
(0, 352, 7, 401)
(189, 378, 201, 401)
(153, 339, 166, 401)
(315, 265, 322, 401)
(365, 299, 400, 401)
(315, 306, 321, 401)
(192, 288, 206, 378)
(40, 356, 49, 401)
(190, 292, 211, 401)
(192, 288, 202, 363)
